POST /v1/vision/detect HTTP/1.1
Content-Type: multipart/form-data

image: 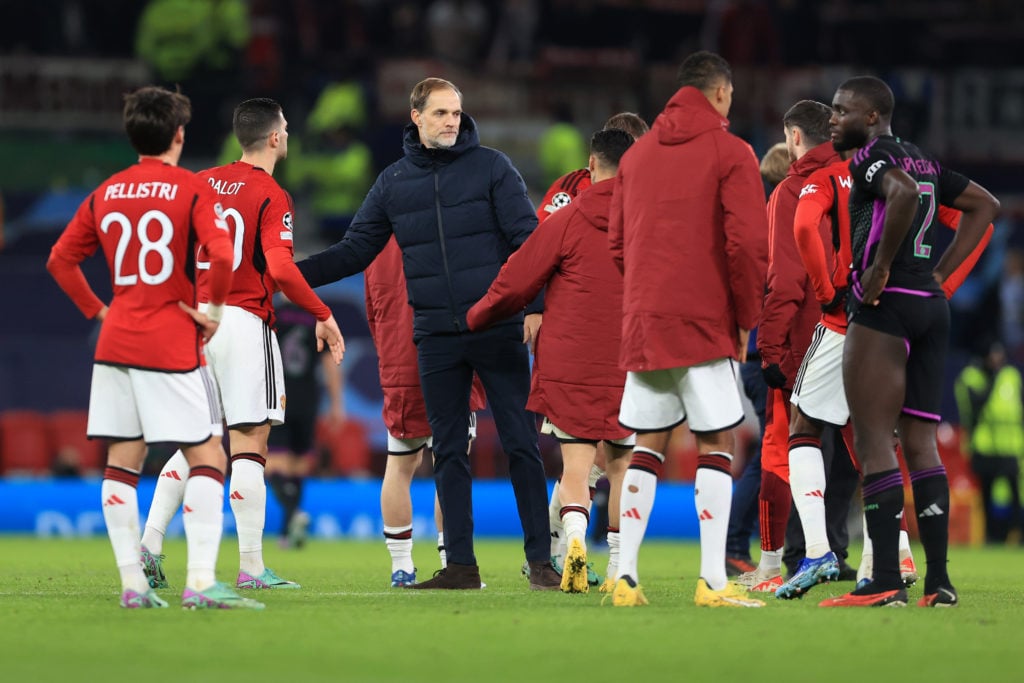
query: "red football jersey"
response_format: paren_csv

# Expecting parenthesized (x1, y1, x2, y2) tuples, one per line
(49, 158, 233, 371)
(537, 168, 591, 222)
(195, 162, 296, 326)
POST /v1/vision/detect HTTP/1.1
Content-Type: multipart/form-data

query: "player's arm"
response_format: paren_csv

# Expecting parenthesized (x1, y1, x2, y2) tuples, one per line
(46, 196, 107, 320)
(297, 172, 393, 288)
(859, 166, 920, 304)
(180, 186, 234, 339)
(267, 247, 345, 364)
(935, 205, 994, 298)
(466, 214, 564, 332)
(793, 183, 838, 306)
(933, 178, 1000, 291)
(758, 183, 807, 388)
(321, 349, 345, 423)
(721, 142, 769, 354)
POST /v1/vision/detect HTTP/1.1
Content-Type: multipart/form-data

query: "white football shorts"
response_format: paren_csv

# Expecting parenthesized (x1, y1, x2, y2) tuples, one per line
(619, 358, 744, 433)
(791, 324, 849, 427)
(87, 364, 223, 445)
(386, 412, 478, 454)
(540, 416, 636, 447)
(202, 304, 285, 428)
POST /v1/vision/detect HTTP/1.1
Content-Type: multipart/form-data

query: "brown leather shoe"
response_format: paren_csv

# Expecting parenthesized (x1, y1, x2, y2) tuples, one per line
(405, 563, 482, 590)
(528, 560, 561, 591)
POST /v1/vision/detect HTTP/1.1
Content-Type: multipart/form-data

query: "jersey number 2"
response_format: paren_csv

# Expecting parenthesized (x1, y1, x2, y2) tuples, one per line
(913, 182, 936, 259)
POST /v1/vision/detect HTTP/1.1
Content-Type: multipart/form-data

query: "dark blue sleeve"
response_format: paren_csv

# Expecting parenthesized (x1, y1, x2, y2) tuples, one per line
(297, 173, 393, 288)
(489, 153, 544, 312)
(491, 152, 538, 249)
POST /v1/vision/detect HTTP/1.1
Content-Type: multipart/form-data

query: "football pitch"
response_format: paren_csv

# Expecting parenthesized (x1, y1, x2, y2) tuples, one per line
(1, 537, 1021, 683)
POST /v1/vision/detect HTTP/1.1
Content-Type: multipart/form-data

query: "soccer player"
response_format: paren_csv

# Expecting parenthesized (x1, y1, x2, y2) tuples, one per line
(608, 51, 768, 607)
(47, 85, 263, 609)
(537, 112, 648, 588)
(366, 235, 486, 587)
(266, 295, 345, 549)
(820, 76, 998, 607)
(536, 113, 649, 222)
(740, 101, 842, 594)
(468, 129, 637, 593)
(140, 98, 345, 592)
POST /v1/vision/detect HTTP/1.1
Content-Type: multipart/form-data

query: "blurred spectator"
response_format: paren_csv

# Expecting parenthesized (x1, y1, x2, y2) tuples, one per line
(487, 0, 539, 67)
(288, 81, 374, 240)
(427, 0, 489, 66)
(759, 141, 791, 187)
(1000, 249, 1024, 362)
(537, 108, 588, 188)
(955, 341, 1024, 544)
(135, 0, 250, 82)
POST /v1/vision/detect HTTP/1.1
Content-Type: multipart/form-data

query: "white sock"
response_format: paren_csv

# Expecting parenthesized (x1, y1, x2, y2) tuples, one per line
(587, 464, 605, 489)
(437, 532, 447, 569)
(141, 449, 188, 555)
(759, 548, 783, 575)
(560, 505, 589, 546)
(102, 471, 149, 593)
(229, 457, 267, 576)
(789, 443, 830, 558)
(605, 530, 620, 582)
(384, 525, 414, 574)
(898, 529, 911, 553)
(548, 480, 564, 563)
(859, 513, 874, 583)
(695, 453, 733, 590)
(183, 470, 224, 591)
(616, 448, 663, 582)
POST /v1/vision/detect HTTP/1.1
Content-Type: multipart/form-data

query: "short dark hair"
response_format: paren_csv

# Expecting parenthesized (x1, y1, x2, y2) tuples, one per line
(410, 77, 462, 112)
(676, 51, 732, 90)
(123, 86, 191, 156)
(590, 128, 634, 169)
(783, 100, 832, 146)
(233, 98, 283, 150)
(838, 76, 895, 120)
(603, 112, 649, 140)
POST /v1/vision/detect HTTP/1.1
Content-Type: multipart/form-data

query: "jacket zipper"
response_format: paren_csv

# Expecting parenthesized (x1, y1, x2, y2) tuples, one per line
(434, 169, 462, 331)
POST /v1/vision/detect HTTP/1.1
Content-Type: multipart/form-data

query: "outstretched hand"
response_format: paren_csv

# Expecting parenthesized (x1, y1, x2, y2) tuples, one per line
(523, 313, 543, 354)
(316, 315, 346, 365)
(178, 301, 220, 343)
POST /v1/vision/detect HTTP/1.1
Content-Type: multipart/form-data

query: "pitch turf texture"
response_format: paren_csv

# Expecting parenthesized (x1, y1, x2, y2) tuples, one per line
(2, 538, 1020, 683)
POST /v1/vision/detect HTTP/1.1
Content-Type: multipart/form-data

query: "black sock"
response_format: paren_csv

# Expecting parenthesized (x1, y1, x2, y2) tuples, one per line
(268, 474, 302, 535)
(911, 466, 951, 593)
(858, 469, 904, 592)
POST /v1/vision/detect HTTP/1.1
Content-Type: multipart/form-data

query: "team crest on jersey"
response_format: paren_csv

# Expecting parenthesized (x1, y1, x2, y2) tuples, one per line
(280, 394, 287, 410)
(551, 192, 572, 208)
(799, 184, 819, 198)
(282, 212, 293, 231)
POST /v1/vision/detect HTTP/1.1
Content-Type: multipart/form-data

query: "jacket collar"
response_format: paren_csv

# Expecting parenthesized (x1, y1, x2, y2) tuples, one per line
(403, 113, 480, 167)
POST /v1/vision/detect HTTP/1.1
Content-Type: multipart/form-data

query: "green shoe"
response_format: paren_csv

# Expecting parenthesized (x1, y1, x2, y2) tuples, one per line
(141, 546, 168, 589)
(182, 582, 266, 610)
(236, 567, 301, 589)
(120, 588, 168, 609)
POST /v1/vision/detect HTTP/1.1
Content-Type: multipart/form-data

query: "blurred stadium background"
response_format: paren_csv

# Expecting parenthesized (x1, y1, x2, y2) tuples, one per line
(1, 0, 1021, 542)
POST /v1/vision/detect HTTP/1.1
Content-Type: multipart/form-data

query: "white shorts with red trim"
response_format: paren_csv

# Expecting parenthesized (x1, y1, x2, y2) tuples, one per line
(87, 364, 223, 445)
(202, 304, 285, 428)
(618, 358, 744, 433)
(791, 324, 849, 427)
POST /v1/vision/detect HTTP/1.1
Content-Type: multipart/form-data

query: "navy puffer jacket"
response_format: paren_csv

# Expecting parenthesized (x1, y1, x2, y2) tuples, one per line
(298, 114, 538, 338)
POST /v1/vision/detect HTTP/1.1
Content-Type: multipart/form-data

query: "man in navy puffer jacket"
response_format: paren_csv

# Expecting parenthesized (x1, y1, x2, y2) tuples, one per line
(298, 77, 559, 590)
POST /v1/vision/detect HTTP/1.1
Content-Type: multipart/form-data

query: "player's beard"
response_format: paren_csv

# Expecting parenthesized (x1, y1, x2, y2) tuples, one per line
(833, 127, 868, 152)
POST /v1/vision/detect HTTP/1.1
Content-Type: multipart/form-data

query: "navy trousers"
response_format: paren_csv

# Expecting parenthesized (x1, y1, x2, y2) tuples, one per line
(417, 325, 550, 566)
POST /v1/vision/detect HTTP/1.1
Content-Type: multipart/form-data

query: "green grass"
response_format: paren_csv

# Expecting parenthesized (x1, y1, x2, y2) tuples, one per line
(1, 537, 1021, 683)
